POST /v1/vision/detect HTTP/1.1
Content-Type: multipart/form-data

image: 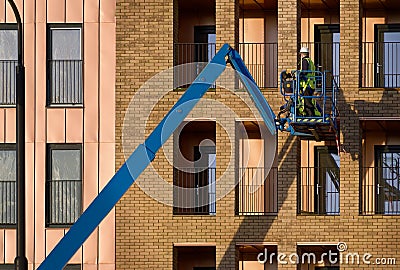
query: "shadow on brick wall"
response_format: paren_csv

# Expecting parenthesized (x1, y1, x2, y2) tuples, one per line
(340, 88, 400, 161)
(218, 135, 297, 269)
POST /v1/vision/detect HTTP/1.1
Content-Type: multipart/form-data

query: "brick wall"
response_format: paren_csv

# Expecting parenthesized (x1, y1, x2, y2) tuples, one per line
(115, 0, 400, 269)
(115, 0, 174, 268)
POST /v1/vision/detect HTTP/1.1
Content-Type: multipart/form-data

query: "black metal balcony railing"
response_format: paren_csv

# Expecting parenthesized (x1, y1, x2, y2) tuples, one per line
(236, 167, 278, 215)
(173, 167, 216, 215)
(174, 42, 279, 89)
(238, 43, 278, 88)
(362, 42, 400, 88)
(173, 43, 217, 88)
(48, 59, 83, 105)
(46, 179, 82, 225)
(0, 180, 16, 225)
(361, 167, 400, 215)
(299, 167, 340, 215)
(174, 42, 340, 89)
(0, 60, 17, 105)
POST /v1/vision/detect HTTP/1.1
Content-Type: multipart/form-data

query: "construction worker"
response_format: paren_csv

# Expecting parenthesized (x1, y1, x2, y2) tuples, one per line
(298, 47, 321, 117)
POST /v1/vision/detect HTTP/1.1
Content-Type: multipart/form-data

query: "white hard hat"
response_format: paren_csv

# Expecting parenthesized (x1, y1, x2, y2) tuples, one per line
(300, 47, 309, 53)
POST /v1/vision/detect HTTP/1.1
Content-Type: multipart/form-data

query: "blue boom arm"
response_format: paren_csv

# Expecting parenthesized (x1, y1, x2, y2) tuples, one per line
(38, 44, 276, 270)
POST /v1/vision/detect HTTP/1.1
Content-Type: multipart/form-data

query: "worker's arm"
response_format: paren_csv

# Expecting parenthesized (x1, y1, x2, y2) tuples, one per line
(299, 58, 309, 80)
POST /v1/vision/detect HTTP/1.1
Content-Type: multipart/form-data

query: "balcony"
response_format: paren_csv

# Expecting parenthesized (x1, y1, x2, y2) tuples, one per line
(237, 43, 278, 88)
(173, 167, 216, 215)
(236, 167, 278, 215)
(361, 42, 400, 88)
(299, 166, 340, 215)
(173, 42, 278, 88)
(0, 60, 17, 105)
(361, 166, 400, 215)
(48, 59, 83, 105)
(173, 42, 340, 89)
(173, 43, 217, 88)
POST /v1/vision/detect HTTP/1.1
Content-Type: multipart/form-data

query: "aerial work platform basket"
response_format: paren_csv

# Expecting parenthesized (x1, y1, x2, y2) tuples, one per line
(277, 70, 340, 141)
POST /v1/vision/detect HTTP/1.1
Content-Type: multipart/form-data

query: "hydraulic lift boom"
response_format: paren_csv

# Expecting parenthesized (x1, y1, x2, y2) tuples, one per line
(38, 44, 277, 270)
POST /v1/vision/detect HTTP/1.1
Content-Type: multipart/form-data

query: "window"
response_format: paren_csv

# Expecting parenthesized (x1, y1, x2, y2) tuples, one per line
(374, 24, 400, 88)
(47, 24, 82, 105)
(235, 121, 278, 215)
(314, 146, 340, 215)
(173, 121, 216, 215)
(314, 24, 340, 86)
(174, 26, 216, 89)
(374, 146, 400, 214)
(46, 144, 82, 226)
(194, 26, 216, 63)
(299, 144, 340, 215)
(360, 120, 400, 215)
(0, 24, 17, 105)
(0, 144, 16, 226)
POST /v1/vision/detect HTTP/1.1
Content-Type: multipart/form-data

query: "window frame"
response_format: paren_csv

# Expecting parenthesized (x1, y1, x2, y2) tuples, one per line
(374, 24, 400, 88)
(314, 24, 340, 86)
(0, 143, 17, 228)
(0, 23, 18, 107)
(46, 23, 83, 107)
(374, 145, 400, 215)
(313, 146, 340, 215)
(46, 143, 83, 227)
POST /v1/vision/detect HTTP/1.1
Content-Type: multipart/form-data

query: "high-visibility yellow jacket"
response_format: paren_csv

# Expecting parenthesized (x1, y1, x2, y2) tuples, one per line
(299, 57, 316, 91)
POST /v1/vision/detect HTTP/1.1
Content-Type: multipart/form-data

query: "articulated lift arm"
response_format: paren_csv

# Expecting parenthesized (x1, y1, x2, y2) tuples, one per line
(38, 44, 276, 270)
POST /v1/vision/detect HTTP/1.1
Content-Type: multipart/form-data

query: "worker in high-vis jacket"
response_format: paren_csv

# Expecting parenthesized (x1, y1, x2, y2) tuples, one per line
(298, 47, 321, 117)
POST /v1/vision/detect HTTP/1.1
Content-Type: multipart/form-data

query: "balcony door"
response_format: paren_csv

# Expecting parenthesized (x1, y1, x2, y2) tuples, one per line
(194, 145, 216, 215)
(314, 146, 340, 215)
(194, 26, 216, 79)
(375, 24, 400, 88)
(314, 24, 340, 86)
(375, 145, 400, 214)
(194, 26, 216, 62)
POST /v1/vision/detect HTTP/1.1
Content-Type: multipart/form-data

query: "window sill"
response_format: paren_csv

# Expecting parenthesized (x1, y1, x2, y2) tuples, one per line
(47, 103, 84, 109)
(0, 104, 16, 108)
(45, 224, 74, 229)
(359, 87, 400, 91)
(0, 224, 17, 229)
(297, 212, 340, 216)
(236, 213, 278, 216)
(173, 214, 217, 217)
(359, 213, 400, 216)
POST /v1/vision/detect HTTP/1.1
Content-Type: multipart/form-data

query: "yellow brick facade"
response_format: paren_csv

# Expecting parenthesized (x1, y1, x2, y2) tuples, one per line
(115, 0, 400, 269)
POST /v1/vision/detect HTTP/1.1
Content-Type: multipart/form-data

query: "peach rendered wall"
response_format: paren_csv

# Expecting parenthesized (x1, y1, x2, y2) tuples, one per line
(0, 0, 115, 269)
